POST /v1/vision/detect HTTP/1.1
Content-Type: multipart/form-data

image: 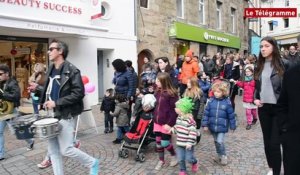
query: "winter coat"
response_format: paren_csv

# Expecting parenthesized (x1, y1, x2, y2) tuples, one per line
(154, 90, 178, 127)
(202, 97, 236, 133)
(203, 59, 215, 75)
(277, 64, 300, 133)
(140, 70, 156, 88)
(236, 79, 255, 103)
(112, 70, 135, 98)
(110, 101, 129, 126)
(199, 80, 211, 102)
(181, 59, 200, 84)
(128, 67, 138, 88)
(224, 62, 240, 96)
(158, 69, 179, 88)
(286, 53, 300, 67)
(0, 78, 21, 108)
(100, 96, 115, 113)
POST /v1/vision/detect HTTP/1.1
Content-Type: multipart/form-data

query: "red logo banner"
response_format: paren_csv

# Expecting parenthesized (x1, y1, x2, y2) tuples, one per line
(244, 8, 297, 18)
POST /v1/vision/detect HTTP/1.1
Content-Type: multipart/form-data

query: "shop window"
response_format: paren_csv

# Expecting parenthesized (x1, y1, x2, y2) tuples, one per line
(285, 0, 289, 6)
(231, 8, 236, 33)
(140, 0, 148, 8)
(199, 43, 207, 57)
(199, 0, 205, 24)
(216, 1, 222, 29)
(177, 0, 184, 18)
(284, 18, 289, 28)
(217, 46, 224, 54)
(0, 39, 48, 98)
(268, 21, 273, 31)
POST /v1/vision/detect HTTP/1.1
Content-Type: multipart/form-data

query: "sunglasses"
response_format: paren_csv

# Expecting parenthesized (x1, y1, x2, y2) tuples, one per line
(48, 47, 59, 52)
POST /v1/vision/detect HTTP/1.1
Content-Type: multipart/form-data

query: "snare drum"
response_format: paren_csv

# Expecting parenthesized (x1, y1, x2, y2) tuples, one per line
(11, 114, 38, 140)
(31, 118, 60, 139)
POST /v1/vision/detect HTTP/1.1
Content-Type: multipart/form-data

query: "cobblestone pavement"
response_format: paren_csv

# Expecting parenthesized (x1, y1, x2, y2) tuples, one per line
(0, 96, 269, 175)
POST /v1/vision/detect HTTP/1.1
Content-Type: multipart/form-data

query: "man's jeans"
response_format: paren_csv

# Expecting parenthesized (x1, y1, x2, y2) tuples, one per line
(48, 118, 96, 175)
(176, 146, 197, 171)
(211, 132, 226, 156)
(0, 113, 34, 159)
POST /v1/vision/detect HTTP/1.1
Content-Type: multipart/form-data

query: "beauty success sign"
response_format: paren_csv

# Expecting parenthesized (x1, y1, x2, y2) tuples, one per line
(0, 0, 102, 25)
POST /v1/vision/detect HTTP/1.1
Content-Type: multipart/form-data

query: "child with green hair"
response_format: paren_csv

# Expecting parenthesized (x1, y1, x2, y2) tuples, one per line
(164, 97, 199, 175)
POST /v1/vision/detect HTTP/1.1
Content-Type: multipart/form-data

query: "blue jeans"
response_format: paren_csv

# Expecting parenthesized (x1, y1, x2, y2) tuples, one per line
(211, 132, 226, 156)
(48, 118, 96, 175)
(117, 126, 129, 140)
(176, 146, 197, 171)
(32, 99, 39, 114)
(0, 122, 34, 158)
(0, 110, 34, 159)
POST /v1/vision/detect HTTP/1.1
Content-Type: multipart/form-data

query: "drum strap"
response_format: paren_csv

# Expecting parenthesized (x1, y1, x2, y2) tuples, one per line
(45, 75, 61, 117)
(46, 75, 61, 101)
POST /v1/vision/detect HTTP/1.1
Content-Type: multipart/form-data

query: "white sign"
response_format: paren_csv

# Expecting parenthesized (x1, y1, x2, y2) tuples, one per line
(203, 32, 229, 43)
(0, 0, 102, 26)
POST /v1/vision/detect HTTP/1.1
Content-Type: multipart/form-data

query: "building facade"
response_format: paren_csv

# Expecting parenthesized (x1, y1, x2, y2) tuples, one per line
(261, 0, 300, 50)
(137, 0, 249, 74)
(0, 0, 137, 105)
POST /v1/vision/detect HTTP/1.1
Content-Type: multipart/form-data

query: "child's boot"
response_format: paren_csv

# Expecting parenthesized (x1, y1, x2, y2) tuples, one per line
(104, 128, 108, 134)
(191, 163, 198, 173)
(246, 124, 251, 130)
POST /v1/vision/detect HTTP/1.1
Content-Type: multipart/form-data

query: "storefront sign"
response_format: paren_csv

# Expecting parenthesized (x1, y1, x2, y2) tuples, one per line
(169, 22, 241, 49)
(203, 32, 229, 43)
(0, 0, 102, 27)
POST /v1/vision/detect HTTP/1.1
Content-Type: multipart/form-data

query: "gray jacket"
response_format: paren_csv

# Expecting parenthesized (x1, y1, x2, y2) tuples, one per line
(110, 101, 129, 126)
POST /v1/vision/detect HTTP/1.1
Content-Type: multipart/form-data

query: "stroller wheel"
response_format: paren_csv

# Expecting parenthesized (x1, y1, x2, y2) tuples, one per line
(118, 150, 123, 158)
(135, 155, 140, 161)
(138, 153, 145, 162)
(123, 149, 129, 158)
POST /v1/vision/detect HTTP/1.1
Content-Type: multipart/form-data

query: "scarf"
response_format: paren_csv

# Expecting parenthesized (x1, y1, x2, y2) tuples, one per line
(245, 75, 253, 82)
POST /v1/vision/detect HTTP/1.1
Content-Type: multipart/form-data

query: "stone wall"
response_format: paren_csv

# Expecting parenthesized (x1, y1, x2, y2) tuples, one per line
(137, 0, 249, 63)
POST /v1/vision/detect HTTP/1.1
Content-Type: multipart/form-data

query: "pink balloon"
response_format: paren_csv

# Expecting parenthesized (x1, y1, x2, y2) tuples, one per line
(84, 83, 95, 93)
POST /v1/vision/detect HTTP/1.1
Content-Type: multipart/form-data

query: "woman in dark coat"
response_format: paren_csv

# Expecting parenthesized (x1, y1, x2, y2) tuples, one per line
(112, 59, 135, 99)
(223, 54, 240, 110)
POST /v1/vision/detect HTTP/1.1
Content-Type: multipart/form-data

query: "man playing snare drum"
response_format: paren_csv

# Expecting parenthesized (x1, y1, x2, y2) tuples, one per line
(28, 39, 99, 175)
(0, 64, 35, 161)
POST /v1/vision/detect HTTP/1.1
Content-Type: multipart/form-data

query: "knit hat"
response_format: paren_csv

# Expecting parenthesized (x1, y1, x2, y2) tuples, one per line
(185, 50, 193, 58)
(175, 97, 194, 114)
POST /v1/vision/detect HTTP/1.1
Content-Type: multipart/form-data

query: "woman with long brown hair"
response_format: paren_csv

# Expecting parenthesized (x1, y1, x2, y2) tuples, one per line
(254, 36, 289, 175)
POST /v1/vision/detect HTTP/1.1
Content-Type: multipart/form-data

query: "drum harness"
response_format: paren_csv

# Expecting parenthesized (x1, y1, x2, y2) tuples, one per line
(45, 75, 61, 118)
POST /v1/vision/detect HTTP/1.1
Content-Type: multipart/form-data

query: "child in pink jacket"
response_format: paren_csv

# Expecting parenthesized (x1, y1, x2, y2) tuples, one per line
(231, 67, 257, 130)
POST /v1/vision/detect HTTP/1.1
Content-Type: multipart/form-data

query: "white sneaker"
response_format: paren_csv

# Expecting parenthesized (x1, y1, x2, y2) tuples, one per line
(169, 156, 178, 167)
(267, 170, 273, 175)
(154, 160, 165, 170)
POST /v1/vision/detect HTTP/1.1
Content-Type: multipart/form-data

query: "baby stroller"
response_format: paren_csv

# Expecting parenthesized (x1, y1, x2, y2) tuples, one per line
(118, 110, 154, 162)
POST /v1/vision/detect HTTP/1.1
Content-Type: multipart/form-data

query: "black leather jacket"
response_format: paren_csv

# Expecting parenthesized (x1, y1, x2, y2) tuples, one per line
(254, 59, 289, 101)
(0, 78, 21, 108)
(39, 61, 84, 120)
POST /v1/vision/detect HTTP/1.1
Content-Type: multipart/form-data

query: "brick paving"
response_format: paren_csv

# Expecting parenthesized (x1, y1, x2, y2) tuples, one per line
(0, 96, 269, 175)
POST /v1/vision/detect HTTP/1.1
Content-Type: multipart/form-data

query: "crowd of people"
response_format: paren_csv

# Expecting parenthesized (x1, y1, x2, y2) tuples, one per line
(0, 35, 299, 175)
